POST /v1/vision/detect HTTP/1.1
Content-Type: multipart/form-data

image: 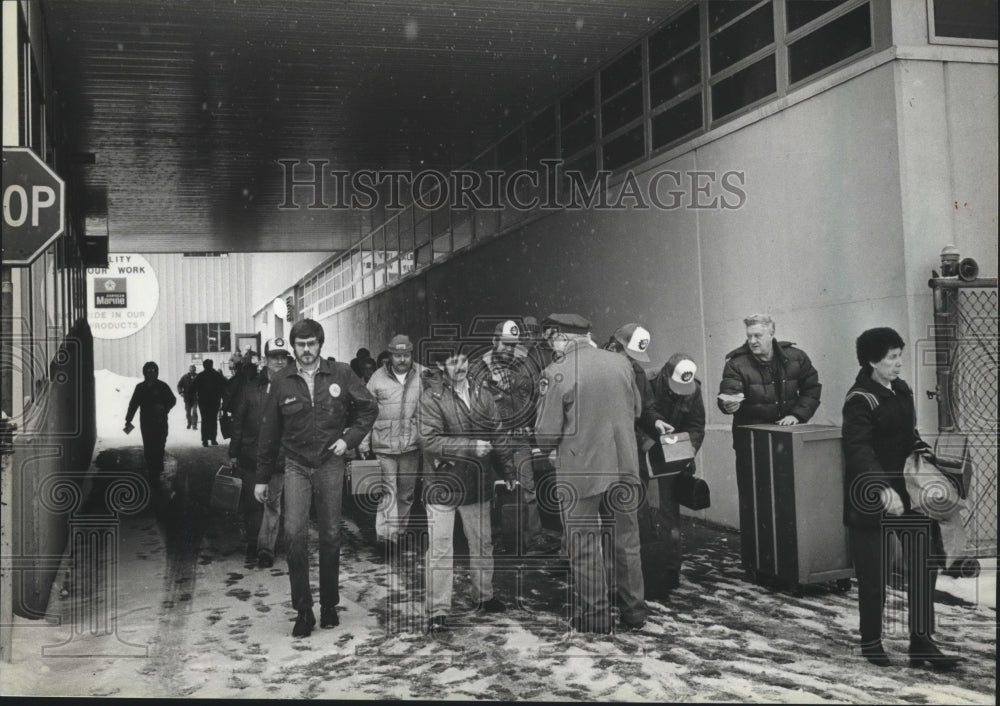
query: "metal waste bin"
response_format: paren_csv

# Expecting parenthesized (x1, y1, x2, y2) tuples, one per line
(733, 424, 853, 591)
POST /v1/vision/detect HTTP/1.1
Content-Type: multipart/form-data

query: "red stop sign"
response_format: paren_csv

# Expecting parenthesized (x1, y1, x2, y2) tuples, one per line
(2, 147, 66, 266)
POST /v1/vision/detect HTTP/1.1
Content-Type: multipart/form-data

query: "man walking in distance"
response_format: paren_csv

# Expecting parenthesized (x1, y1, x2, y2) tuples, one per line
(360, 334, 425, 551)
(193, 358, 226, 446)
(256, 319, 378, 637)
(177, 364, 198, 430)
(124, 361, 176, 494)
(718, 313, 821, 575)
(534, 314, 648, 633)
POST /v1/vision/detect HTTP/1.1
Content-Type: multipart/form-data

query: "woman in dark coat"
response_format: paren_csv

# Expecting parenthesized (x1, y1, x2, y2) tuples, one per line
(842, 327, 960, 670)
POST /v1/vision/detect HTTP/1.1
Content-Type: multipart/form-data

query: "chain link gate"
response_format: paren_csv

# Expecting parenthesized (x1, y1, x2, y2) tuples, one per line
(929, 276, 998, 557)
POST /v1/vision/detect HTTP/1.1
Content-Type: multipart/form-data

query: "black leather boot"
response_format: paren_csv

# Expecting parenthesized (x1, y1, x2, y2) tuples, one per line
(909, 636, 963, 671)
(292, 608, 316, 637)
(860, 640, 890, 667)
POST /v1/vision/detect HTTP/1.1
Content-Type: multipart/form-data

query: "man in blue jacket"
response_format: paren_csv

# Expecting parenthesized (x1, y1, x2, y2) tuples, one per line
(256, 319, 378, 637)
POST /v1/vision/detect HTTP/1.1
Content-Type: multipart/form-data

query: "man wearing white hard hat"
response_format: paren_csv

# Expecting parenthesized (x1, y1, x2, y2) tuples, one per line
(649, 353, 707, 593)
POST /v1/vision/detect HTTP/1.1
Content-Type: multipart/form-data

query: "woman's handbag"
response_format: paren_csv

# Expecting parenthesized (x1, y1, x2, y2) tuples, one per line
(675, 472, 711, 510)
(933, 433, 973, 499)
(210, 464, 243, 511)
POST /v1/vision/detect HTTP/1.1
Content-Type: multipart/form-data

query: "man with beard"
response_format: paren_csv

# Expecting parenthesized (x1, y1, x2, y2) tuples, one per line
(420, 345, 516, 632)
(469, 320, 560, 555)
(256, 319, 378, 637)
(360, 334, 426, 549)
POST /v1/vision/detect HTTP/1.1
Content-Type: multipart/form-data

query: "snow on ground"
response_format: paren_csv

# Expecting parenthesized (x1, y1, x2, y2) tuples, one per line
(0, 370, 994, 701)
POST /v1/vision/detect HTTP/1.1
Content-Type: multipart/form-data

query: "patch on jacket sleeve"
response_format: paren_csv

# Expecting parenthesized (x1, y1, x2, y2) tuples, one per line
(329, 383, 342, 398)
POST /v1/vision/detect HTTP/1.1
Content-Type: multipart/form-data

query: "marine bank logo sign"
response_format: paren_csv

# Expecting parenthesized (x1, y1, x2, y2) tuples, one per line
(94, 277, 127, 307)
(86, 254, 160, 340)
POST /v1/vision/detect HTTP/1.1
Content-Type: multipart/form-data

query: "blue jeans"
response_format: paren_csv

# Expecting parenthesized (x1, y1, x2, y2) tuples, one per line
(375, 450, 420, 541)
(284, 456, 345, 612)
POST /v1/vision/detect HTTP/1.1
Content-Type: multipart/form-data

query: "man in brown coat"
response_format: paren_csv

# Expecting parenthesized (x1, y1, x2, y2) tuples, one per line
(534, 314, 648, 633)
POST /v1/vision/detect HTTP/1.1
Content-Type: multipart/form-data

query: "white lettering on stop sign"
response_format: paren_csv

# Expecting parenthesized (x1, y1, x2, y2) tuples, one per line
(3, 184, 56, 227)
(2, 147, 66, 266)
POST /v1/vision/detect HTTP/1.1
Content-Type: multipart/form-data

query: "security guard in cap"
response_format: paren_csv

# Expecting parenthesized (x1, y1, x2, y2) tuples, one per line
(534, 313, 649, 633)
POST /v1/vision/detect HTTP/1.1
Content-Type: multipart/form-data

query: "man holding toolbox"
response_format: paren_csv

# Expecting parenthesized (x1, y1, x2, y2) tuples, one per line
(256, 319, 378, 638)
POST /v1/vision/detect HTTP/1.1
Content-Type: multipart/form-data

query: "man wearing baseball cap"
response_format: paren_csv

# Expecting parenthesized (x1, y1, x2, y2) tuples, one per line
(649, 353, 707, 593)
(604, 323, 673, 444)
(534, 313, 649, 633)
(246, 338, 294, 567)
(360, 334, 425, 550)
(468, 319, 560, 555)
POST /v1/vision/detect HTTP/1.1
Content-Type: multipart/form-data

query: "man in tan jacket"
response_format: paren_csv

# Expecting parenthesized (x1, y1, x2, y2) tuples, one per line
(534, 314, 648, 633)
(360, 334, 425, 547)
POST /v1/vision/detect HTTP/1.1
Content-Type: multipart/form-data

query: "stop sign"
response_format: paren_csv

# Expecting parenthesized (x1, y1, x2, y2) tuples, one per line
(2, 147, 66, 266)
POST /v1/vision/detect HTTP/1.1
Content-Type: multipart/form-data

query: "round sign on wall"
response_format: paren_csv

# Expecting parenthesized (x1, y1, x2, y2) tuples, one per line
(86, 254, 159, 339)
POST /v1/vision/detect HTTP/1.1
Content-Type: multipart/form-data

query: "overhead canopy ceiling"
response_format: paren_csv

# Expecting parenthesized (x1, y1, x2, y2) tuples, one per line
(41, 0, 682, 253)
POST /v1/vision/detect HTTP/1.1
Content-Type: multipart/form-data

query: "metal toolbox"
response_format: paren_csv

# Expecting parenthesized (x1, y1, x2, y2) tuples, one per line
(210, 464, 243, 512)
(347, 459, 383, 496)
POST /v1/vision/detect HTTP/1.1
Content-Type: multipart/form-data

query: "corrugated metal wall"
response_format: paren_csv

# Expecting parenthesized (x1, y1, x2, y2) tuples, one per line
(92, 254, 256, 386)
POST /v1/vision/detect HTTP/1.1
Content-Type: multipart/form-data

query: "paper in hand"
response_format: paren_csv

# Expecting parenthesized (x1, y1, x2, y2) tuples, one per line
(717, 393, 745, 404)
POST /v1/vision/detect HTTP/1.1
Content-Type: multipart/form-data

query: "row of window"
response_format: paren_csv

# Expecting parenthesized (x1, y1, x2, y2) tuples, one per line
(290, 0, 996, 323)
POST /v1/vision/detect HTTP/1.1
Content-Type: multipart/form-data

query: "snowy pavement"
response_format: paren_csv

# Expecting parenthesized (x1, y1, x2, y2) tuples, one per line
(0, 371, 995, 701)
